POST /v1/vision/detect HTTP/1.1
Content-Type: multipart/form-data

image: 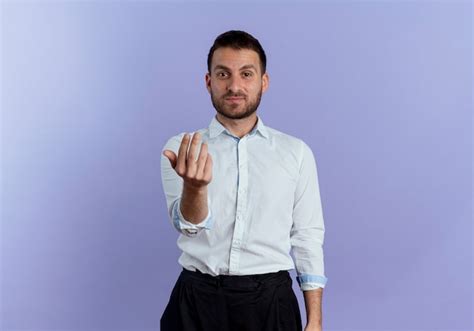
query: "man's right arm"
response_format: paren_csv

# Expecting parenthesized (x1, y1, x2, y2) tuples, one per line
(180, 185, 209, 224)
(160, 132, 214, 237)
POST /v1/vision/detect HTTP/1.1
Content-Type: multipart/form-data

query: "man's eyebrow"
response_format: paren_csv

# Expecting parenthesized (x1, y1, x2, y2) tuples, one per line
(213, 64, 258, 71)
(240, 64, 258, 71)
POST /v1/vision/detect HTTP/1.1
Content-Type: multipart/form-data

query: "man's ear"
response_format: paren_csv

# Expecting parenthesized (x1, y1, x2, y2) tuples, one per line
(262, 72, 269, 93)
(205, 72, 211, 94)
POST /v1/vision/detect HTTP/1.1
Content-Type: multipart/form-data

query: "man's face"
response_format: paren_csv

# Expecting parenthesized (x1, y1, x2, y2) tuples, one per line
(205, 47, 269, 120)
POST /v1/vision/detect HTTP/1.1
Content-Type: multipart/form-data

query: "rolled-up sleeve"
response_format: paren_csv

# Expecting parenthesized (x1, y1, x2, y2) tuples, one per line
(291, 140, 328, 291)
(160, 133, 213, 238)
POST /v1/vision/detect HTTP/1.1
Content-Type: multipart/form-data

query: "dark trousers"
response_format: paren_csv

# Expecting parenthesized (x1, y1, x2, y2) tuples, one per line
(160, 268, 303, 331)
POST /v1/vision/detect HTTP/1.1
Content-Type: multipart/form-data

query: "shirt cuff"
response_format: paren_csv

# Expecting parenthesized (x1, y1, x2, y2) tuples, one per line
(296, 273, 328, 291)
(171, 196, 213, 237)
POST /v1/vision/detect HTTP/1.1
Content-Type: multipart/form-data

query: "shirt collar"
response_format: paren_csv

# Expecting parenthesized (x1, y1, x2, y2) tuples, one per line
(208, 115, 269, 139)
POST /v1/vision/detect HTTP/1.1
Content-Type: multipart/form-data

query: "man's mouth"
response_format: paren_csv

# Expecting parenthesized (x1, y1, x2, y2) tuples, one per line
(225, 97, 245, 102)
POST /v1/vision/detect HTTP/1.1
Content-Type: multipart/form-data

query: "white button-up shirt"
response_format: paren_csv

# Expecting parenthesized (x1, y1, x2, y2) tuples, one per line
(160, 115, 327, 290)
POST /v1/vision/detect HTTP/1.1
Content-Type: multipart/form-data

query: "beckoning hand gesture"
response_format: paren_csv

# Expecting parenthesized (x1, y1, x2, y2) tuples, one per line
(162, 132, 213, 190)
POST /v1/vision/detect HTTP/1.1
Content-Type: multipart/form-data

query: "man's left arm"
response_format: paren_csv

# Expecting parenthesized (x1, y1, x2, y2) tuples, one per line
(290, 140, 328, 330)
(303, 288, 323, 331)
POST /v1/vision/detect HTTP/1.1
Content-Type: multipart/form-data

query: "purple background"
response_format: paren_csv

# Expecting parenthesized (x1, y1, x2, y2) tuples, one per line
(1, 1, 472, 330)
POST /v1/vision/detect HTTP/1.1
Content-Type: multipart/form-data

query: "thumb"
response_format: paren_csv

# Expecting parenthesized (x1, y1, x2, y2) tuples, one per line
(162, 150, 177, 169)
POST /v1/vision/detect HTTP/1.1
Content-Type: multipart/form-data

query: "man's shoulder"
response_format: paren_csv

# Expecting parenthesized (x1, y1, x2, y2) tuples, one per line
(264, 124, 316, 164)
(265, 125, 306, 149)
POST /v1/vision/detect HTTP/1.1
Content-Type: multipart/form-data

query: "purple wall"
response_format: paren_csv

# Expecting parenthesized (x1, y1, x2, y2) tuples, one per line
(1, 1, 472, 330)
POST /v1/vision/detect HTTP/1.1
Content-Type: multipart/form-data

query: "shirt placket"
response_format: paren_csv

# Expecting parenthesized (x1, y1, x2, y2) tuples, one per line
(229, 136, 248, 274)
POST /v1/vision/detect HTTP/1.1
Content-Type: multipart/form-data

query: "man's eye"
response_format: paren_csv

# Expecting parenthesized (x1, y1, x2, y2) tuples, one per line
(243, 72, 253, 77)
(217, 72, 228, 78)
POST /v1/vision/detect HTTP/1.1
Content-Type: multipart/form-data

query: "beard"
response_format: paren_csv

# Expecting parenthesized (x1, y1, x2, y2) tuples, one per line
(211, 88, 263, 120)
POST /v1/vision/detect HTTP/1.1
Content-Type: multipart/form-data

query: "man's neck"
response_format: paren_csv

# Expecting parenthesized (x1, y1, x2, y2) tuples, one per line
(215, 113, 258, 138)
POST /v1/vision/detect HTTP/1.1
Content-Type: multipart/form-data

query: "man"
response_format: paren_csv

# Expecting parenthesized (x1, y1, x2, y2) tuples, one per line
(160, 30, 327, 331)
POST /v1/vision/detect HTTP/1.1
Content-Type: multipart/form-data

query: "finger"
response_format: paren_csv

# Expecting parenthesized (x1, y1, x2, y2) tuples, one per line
(163, 150, 177, 169)
(187, 132, 201, 162)
(186, 132, 201, 177)
(195, 143, 208, 179)
(176, 133, 190, 175)
(202, 153, 213, 182)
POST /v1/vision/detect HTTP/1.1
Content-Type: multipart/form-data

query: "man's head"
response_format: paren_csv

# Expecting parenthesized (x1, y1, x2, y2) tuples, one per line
(205, 30, 269, 120)
(207, 30, 267, 75)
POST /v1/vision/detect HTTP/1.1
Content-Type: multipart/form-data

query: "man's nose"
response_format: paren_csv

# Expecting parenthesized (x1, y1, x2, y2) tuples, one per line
(226, 75, 243, 93)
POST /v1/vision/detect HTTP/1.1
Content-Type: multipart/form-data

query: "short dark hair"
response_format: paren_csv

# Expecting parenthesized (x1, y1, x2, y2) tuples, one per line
(207, 30, 267, 75)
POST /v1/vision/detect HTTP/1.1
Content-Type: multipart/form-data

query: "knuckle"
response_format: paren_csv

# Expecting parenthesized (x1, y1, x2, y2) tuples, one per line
(183, 175, 192, 182)
(195, 175, 203, 181)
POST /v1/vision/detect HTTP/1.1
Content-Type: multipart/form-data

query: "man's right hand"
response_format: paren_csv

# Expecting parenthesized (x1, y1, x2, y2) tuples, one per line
(163, 132, 213, 190)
